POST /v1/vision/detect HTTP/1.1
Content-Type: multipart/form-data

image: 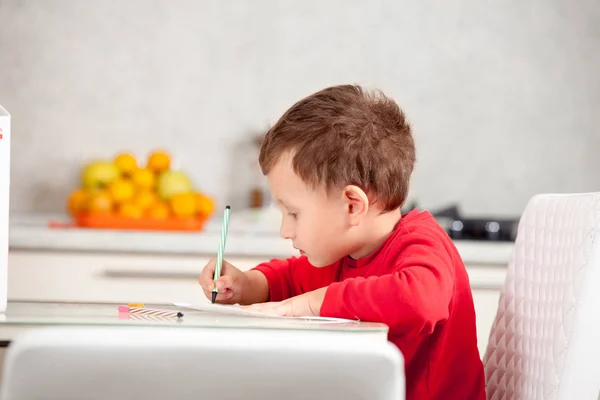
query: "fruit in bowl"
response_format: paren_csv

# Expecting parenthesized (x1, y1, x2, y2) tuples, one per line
(157, 171, 193, 201)
(66, 150, 215, 231)
(81, 161, 120, 189)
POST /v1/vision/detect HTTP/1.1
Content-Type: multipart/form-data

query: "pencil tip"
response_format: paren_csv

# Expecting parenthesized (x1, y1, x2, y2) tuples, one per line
(211, 291, 217, 304)
(225, 205, 231, 210)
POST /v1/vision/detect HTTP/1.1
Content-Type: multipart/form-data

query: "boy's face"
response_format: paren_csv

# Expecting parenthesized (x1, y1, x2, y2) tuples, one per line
(267, 153, 359, 267)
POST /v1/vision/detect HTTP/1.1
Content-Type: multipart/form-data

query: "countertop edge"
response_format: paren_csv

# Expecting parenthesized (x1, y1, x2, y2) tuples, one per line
(8, 225, 515, 265)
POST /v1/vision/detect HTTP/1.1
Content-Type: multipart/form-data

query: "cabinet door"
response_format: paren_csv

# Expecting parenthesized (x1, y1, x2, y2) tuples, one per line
(466, 264, 506, 357)
(8, 250, 266, 304)
(471, 289, 501, 357)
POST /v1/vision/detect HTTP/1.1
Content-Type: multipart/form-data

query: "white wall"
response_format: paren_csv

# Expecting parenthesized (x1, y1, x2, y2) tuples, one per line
(1, 0, 599, 217)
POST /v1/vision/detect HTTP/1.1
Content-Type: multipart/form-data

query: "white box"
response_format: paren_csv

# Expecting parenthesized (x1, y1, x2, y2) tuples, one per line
(0, 104, 9, 312)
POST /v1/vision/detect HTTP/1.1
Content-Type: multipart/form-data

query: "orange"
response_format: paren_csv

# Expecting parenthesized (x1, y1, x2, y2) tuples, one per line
(67, 189, 89, 216)
(131, 168, 155, 190)
(169, 192, 196, 219)
(195, 193, 215, 217)
(109, 179, 135, 204)
(117, 202, 143, 219)
(113, 153, 138, 176)
(147, 151, 171, 173)
(133, 190, 157, 211)
(86, 190, 113, 215)
(147, 202, 170, 220)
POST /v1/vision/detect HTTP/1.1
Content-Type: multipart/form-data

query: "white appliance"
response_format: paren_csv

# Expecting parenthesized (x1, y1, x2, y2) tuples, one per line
(0, 104, 9, 312)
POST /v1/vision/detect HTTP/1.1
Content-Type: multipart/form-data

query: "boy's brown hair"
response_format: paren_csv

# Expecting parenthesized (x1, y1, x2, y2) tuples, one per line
(259, 84, 415, 211)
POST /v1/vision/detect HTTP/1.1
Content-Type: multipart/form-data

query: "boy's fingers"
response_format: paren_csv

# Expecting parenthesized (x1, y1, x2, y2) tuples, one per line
(198, 269, 213, 288)
(220, 260, 232, 273)
(216, 275, 233, 290)
(198, 261, 217, 290)
(203, 287, 233, 302)
(202, 280, 215, 292)
(217, 290, 233, 301)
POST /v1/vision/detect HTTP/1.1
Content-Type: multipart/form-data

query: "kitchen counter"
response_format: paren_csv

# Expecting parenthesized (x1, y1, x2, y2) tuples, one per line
(7, 212, 511, 355)
(8, 211, 515, 265)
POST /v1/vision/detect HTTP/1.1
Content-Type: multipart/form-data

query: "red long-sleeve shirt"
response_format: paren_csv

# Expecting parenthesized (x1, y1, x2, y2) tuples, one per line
(254, 209, 485, 400)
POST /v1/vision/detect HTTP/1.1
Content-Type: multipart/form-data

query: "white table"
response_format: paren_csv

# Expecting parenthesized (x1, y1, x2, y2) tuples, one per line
(0, 300, 387, 341)
(0, 301, 398, 399)
(0, 301, 388, 371)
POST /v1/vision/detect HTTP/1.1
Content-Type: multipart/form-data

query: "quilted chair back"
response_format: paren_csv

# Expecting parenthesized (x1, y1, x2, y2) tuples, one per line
(483, 193, 600, 400)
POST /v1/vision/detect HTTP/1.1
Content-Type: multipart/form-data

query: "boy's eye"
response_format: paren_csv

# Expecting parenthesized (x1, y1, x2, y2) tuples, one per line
(288, 212, 298, 219)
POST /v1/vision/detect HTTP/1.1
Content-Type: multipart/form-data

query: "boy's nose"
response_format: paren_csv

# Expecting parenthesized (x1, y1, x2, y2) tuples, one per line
(280, 222, 294, 240)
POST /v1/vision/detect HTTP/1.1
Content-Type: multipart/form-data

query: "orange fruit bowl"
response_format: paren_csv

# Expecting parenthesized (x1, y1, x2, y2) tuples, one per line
(72, 213, 209, 232)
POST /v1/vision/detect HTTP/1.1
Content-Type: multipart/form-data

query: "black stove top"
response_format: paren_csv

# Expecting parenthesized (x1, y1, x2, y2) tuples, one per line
(403, 204, 519, 242)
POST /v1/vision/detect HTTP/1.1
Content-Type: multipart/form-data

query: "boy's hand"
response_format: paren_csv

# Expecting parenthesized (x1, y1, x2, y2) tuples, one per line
(244, 287, 327, 317)
(198, 258, 247, 304)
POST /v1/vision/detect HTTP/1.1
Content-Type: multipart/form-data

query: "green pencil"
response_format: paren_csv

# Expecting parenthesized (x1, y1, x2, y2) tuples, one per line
(212, 205, 231, 304)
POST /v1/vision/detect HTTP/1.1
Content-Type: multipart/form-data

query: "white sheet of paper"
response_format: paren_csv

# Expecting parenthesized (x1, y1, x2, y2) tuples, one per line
(173, 302, 356, 323)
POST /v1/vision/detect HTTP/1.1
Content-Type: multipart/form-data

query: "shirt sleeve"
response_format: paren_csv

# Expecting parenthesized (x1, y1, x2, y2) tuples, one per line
(319, 234, 455, 336)
(252, 257, 301, 302)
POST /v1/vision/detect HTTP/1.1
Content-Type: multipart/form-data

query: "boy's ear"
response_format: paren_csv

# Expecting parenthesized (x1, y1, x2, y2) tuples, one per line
(343, 185, 369, 225)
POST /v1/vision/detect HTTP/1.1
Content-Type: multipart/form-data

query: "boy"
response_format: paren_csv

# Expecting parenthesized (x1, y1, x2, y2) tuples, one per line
(199, 85, 485, 399)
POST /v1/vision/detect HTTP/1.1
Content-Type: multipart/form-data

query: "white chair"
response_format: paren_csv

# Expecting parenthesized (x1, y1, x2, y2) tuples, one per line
(483, 192, 600, 400)
(0, 326, 404, 400)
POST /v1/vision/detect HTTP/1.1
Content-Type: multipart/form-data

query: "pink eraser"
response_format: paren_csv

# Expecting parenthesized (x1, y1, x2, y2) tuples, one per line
(118, 305, 129, 313)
